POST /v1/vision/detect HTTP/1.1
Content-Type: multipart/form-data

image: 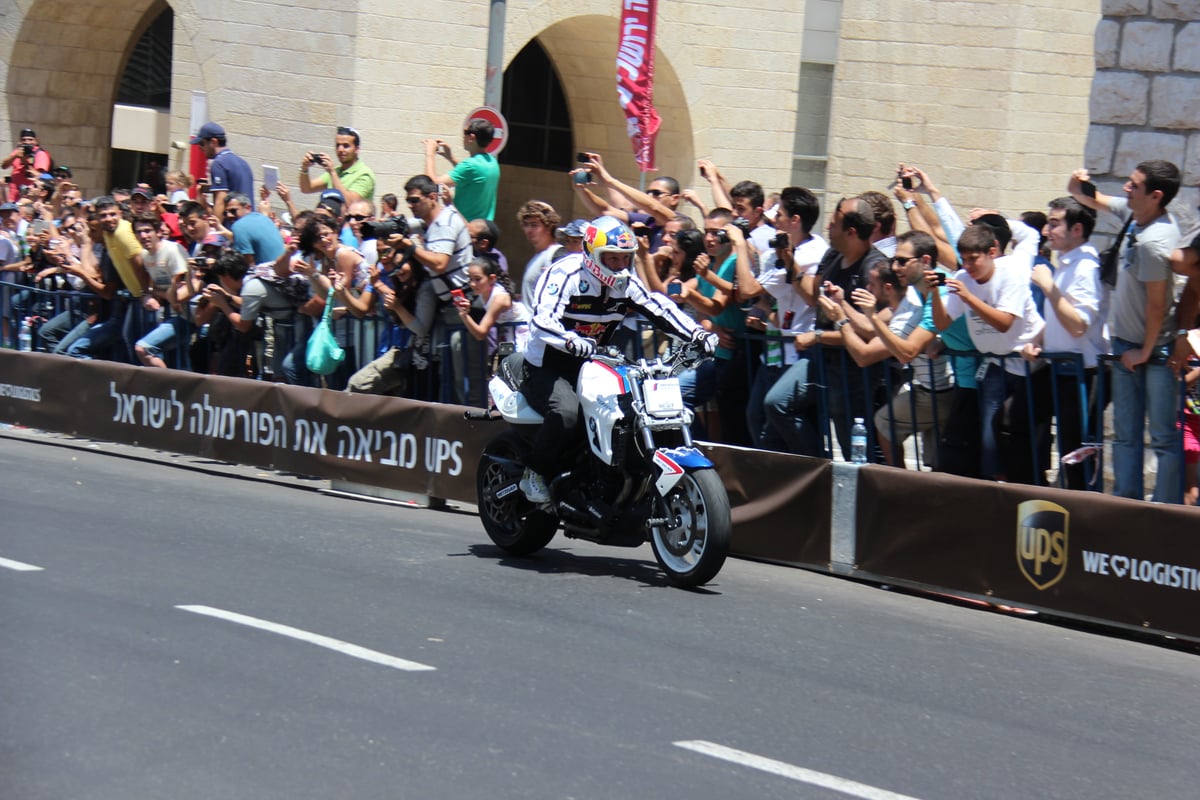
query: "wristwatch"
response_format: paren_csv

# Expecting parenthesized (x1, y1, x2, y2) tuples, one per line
(834, 318, 851, 330)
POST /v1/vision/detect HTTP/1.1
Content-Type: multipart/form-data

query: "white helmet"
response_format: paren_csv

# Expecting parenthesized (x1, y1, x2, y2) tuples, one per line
(582, 215, 638, 289)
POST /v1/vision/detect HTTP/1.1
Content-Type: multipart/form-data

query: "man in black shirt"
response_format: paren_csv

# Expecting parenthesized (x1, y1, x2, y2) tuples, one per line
(801, 196, 889, 460)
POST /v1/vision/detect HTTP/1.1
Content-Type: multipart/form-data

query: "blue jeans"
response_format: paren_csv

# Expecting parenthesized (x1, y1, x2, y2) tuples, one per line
(1110, 338, 1182, 503)
(135, 316, 190, 368)
(679, 359, 717, 440)
(763, 355, 823, 456)
(747, 363, 784, 449)
(67, 316, 123, 360)
(977, 362, 1011, 480)
(282, 315, 317, 387)
(37, 308, 79, 352)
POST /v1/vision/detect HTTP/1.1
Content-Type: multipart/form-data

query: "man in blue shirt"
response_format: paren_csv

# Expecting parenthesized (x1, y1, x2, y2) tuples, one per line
(192, 121, 254, 220)
(225, 192, 284, 267)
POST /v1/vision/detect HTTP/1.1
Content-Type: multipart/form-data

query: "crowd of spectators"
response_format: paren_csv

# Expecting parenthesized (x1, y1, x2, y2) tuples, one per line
(3, 120, 1200, 503)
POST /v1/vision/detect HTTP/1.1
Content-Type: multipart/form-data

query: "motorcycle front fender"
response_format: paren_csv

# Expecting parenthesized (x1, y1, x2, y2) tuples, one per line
(651, 446, 712, 497)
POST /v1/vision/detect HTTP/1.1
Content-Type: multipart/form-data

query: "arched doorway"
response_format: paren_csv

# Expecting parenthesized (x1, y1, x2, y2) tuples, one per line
(495, 15, 692, 271)
(6, 0, 169, 196)
(111, 5, 174, 195)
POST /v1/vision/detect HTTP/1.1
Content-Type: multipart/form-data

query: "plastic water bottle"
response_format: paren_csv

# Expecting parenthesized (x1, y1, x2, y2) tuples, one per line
(17, 317, 33, 352)
(850, 417, 868, 464)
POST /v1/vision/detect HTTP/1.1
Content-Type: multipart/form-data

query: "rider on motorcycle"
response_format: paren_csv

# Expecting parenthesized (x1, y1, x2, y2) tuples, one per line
(518, 215, 718, 502)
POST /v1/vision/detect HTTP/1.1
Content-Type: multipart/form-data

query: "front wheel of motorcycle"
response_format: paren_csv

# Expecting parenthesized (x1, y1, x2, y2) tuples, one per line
(477, 431, 559, 556)
(650, 468, 731, 588)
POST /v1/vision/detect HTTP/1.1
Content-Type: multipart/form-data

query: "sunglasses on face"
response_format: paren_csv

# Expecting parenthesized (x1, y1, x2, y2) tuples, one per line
(346, 214, 370, 221)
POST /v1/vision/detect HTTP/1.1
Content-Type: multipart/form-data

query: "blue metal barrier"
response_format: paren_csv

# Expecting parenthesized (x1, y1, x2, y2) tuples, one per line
(3, 277, 1191, 498)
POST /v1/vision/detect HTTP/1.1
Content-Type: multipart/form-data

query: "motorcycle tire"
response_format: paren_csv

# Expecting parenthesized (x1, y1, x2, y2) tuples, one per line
(650, 468, 731, 588)
(476, 431, 559, 556)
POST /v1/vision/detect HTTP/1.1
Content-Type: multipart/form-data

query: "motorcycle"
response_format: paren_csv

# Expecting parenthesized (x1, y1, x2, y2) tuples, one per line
(469, 341, 732, 588)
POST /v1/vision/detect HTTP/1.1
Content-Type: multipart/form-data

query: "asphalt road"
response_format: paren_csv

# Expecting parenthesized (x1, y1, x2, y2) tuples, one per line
(2, 434, 1199, 800)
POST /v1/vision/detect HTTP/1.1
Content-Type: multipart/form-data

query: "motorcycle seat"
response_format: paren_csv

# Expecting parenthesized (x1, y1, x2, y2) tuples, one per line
(499, 352, 527, 391)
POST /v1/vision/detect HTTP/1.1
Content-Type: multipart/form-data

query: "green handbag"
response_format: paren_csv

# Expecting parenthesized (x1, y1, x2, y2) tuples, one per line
(305, 286, 346, 376)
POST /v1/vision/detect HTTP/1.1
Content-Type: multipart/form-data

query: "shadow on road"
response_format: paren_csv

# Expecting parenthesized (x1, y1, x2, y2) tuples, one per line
(462, 543, 722, 594)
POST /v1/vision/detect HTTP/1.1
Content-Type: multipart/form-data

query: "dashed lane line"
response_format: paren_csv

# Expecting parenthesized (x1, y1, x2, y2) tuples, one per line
(673, 740, 924, 800)
(0, 556, 44, 572)
(176, 605, 436, 672)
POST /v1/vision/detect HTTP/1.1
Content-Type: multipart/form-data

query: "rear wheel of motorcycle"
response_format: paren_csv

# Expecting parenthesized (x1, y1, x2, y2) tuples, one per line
(650, 468, 731, 588)
(477, 431, 559, 556)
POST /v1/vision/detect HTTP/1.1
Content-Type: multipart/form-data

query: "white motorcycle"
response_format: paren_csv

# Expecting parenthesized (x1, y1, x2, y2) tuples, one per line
(471, 342, 732, 588)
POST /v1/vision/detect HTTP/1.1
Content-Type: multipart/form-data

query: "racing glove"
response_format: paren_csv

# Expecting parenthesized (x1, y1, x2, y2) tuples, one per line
(564, 334, 597, 359)
(691, 328, 719, 357)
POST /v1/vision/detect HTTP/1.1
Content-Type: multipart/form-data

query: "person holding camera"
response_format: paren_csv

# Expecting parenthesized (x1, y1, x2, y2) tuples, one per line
(1068, 161, 1184, 502)
(734, 187, 830, 452)
(193, 250, 255, 377)
(424, 118, 500, 222)
(386, 174, 472, 401)
(666, 207, 754, 445)
(796, 196, 891, 461)
(299, 126, 376, 204)
(3, 128, 52, 203)
(570, 152, 678, 251)
(347, 243, 438, 398)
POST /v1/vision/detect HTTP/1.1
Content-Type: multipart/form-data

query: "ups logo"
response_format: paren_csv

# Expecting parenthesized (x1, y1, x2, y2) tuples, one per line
(1017, 500, 1068, 590)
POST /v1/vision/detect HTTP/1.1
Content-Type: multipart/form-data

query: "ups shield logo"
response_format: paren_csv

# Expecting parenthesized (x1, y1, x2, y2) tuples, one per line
(1017, 500, 1068, 590)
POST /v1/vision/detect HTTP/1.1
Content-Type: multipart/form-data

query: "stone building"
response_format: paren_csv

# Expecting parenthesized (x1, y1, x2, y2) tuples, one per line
(0, 0, 1192, 268)
(1086, 0, 1200, 238)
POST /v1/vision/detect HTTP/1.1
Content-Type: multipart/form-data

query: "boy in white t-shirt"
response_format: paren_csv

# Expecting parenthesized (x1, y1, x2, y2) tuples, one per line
(932, 224, 1044, 481)
(132, 213, 190, 368)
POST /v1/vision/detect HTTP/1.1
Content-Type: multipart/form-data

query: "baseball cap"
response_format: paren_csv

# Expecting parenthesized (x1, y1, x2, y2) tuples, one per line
(0, 202, 18, 213)
(190, 122, 226, 144)
(557, 218, 588, 238)
(131, 187, 154, 200)
(19, 128, 36, 139)
(317, 189, 344, 217)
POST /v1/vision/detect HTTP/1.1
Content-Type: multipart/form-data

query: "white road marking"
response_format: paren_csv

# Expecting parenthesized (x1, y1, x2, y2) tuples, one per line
(176, 605, 436, 672)
(673, 740, 924, 800)
(0, 556, 44, 572)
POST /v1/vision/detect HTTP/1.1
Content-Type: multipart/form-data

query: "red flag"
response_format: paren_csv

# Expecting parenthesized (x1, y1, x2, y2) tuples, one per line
(189, 143, 208, 200)
(616, 0, 661, 172)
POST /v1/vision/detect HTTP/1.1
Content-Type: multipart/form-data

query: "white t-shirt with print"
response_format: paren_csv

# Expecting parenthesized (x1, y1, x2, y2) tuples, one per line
(944, 260, 1044, 375)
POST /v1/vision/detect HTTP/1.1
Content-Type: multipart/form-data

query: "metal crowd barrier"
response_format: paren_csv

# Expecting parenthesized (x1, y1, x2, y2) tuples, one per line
(4, 279, 1191, 499)
(730, 328, 1190, 500)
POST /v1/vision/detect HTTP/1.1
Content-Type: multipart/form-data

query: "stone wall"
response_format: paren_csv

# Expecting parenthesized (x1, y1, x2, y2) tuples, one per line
(827, 0, 1099, 222)
(8, 0, 1194, 244)
(1086, 0, 1200, 236)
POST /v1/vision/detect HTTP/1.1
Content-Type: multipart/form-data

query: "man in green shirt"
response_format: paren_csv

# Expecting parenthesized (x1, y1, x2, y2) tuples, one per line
(424, 118, 500, 221)
(299, 125, 376, 203)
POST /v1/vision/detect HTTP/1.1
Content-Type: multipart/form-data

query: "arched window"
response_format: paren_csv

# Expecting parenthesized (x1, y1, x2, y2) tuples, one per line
(500, 39, 572, 170)
(117, 7, 173, 109)
(111, 6, 174, 193)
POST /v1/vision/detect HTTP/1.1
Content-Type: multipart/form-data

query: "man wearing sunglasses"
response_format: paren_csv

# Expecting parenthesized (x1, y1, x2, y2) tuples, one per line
(299, 125, 376, 204)
(424, 118, 500, 222)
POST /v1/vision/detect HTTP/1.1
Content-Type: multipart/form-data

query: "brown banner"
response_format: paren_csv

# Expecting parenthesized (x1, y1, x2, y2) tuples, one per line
(703, 445, 832, 566)
(0, 351, 492, 500)
(0, 351, 832, 565)
(856, 465, 1200, 641)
